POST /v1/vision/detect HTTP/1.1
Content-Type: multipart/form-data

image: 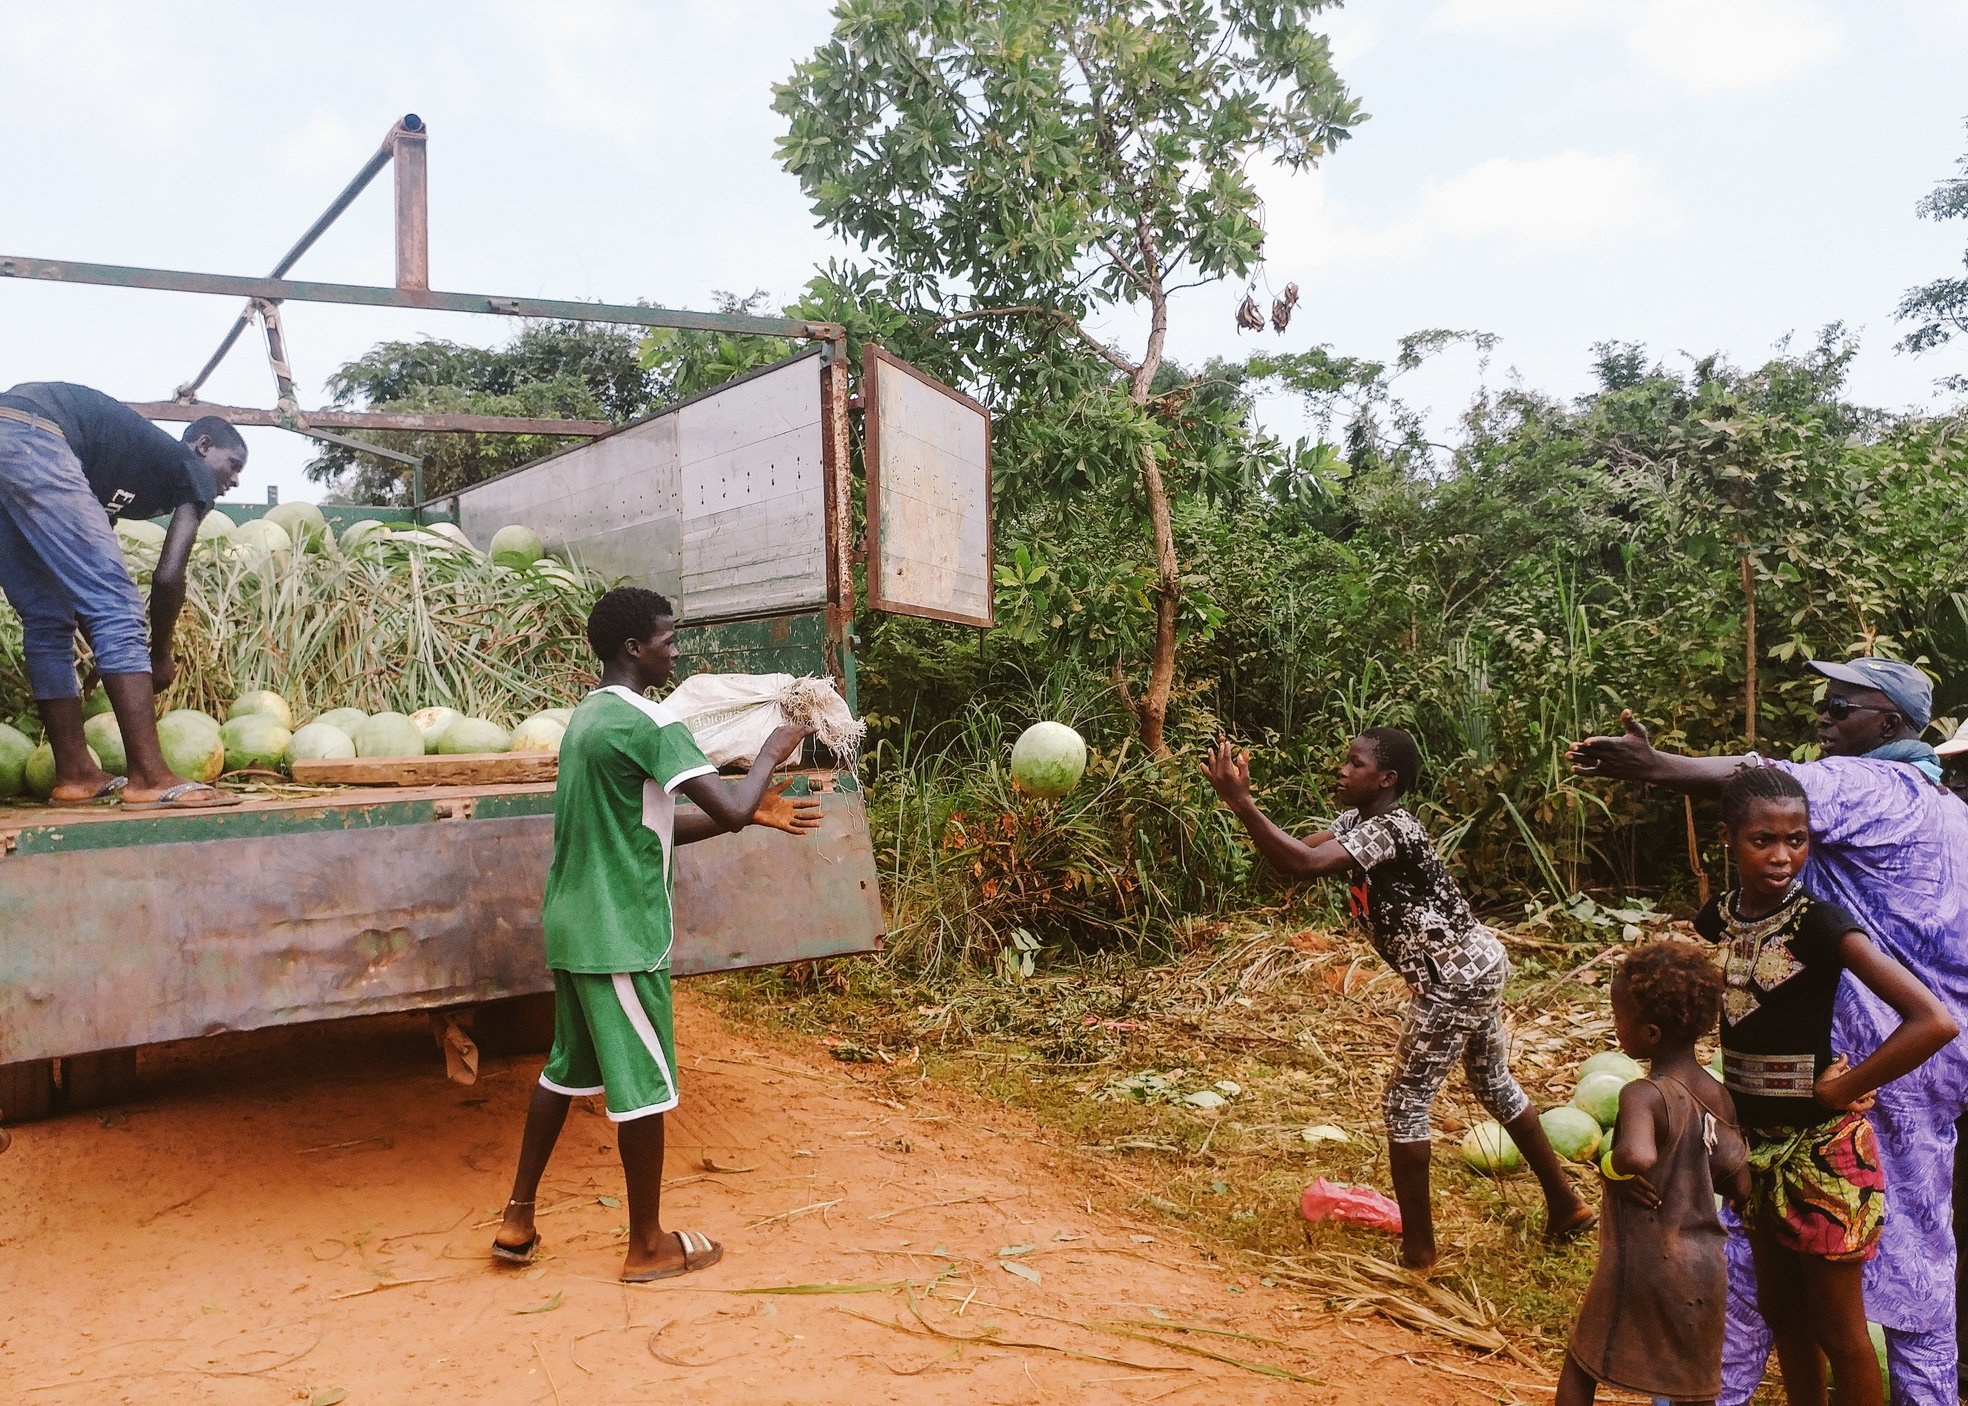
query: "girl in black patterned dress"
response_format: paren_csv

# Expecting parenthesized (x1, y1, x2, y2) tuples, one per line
(1205, 726, 1595, 1268)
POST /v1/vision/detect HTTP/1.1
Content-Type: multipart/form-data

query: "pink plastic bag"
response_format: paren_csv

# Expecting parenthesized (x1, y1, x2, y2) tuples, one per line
(1300, 1177, 1403, 1234)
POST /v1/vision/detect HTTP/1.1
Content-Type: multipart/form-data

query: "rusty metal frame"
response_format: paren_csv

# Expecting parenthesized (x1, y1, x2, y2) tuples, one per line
(861, 344, 994, 629)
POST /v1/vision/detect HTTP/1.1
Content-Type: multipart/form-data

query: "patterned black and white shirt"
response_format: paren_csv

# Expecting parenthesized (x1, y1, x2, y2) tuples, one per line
(1329, 806, 1505, 990)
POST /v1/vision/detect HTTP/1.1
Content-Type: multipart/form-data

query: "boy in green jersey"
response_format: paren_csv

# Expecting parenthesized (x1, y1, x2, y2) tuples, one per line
(492, 586, 819, 1282)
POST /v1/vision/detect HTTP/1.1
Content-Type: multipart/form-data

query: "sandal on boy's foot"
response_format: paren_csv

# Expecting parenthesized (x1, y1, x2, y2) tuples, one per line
(1545, 1206, 1599, 1244)
(122, 781, 243, 811)
(50, 775, 127, 808)
(621, 1230, 723, 1283)
(491, 1233, 540, 1265)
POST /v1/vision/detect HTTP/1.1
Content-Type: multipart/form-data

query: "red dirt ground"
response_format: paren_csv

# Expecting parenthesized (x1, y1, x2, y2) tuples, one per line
(0, 991, 1531, 1404)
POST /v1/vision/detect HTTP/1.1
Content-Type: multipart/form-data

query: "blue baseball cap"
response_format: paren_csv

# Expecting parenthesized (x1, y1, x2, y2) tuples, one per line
(1809, 658, 1932, 730)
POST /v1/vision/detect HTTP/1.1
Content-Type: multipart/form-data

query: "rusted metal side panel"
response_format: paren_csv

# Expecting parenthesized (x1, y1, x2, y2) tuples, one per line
(0, 795, 882, 1064)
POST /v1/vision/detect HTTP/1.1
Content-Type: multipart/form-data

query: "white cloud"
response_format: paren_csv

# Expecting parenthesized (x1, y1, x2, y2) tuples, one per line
(1433, 0, 1842, 94)
(1417, 150, 1662, 250)
(1622, 0, 1841, 94)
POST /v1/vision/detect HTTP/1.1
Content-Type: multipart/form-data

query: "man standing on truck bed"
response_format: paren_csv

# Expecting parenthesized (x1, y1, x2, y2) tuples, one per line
(0, 382, 245, 809)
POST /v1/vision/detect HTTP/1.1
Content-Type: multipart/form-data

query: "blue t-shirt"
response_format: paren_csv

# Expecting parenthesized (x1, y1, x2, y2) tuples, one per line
(0, 382, 217, 521)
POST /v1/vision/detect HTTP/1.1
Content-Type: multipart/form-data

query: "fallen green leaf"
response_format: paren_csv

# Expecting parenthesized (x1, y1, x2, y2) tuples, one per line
(313, 1391, 348, 1406)
(597, 1195, 622, 1208)
(998, 1243, 1036, 1257)
(1002, 1261, 1042, 1285)
(516, 1291, 562, 1314)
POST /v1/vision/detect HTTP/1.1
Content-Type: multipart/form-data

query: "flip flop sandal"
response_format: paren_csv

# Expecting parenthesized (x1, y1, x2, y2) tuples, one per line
(51, 775, 127, 807)
(123, 781, 244, 811)
(491, 1233, 540, 1265)
(621, 1230, 723, 1283)
(1546, 1206, 1599, 1244)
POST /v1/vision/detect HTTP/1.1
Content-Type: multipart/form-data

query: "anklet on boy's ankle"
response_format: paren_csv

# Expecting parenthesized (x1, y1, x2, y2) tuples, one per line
(508, 1198, 536, 1207)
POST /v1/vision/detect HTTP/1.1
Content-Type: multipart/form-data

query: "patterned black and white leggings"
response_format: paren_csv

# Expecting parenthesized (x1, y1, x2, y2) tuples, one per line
(1383, 959, 1530, 1143)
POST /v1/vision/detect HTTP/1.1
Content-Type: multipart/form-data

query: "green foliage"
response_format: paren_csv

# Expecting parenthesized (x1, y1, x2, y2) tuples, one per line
(637, 290, 799, 400)
(778, 0, 1365, 748)
(305, 321, 659, 503)
(1896, 117, 1968, 367)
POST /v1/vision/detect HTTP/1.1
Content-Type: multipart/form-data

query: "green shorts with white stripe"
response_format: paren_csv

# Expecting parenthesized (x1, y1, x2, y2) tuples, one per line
(538, 969, 679, 1121)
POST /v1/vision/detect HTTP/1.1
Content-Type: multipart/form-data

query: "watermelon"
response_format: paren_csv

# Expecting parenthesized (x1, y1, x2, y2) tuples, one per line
(425, 521, 477, 552)
(353, 712, 425, 758)
(535, 562, 583, 593)
(289, 721, 355, 761)
(410, 706, 462, 751)
(339, 519, 389, 550)
(1579, 1050, 1645, 1084)
(1460, 1121, 1522, 1176)
(510, 714, 566, 754)
(264, 501, 331, 553)
(316, 707, 369, 736)
(26, 742, 101, 799)
(220, 714, 291, 772)
(115, 518, 167, 551)
(437, 718, 511, 754)
(231, 518, 291, 558)
(81, 686, 113, 720)
(82, 712, 128, 776)
(1540, 1105, 1603, 1163)
(490, 524, 544, 568)
(229, 690, 295, 731)
(1573, 1071, 1629, 1128)
(0, 722, 35, 798)
(158, 710, 225, 783)
(1010, 721, 1087, 798)
(539, 707, 574, 726)
(195, 508, 236, 542)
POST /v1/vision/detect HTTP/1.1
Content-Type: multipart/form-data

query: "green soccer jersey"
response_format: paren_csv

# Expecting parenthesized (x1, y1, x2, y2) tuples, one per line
(541, 686, 716, 973)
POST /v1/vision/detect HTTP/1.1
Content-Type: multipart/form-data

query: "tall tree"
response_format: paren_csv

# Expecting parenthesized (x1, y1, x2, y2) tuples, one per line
(1896, 119, 1968, 378)
(775, 0, 1362, 753)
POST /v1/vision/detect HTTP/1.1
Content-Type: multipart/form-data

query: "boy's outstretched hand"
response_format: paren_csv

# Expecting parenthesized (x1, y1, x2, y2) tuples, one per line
(753, 777, 824, 836)
(1201, 737, 1253, 805)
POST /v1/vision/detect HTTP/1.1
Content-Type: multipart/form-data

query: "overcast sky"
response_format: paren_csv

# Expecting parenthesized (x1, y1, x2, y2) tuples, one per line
(2, 0, 1964, 507)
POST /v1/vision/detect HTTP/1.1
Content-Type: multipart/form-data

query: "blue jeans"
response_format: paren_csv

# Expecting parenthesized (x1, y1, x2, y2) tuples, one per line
(0, 418, 152, 699)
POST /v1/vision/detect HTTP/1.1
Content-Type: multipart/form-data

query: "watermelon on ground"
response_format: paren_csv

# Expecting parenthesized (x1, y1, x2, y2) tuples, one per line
(437, 718, 512, 755)
(289, 722, 355, 761)
(229, 690, 294, 730)
(1573, 1071, 1629, 1128)
(1540, 1105, 1603, 1163)
(157, 710, 224, 783)
(264, 501, 332, 553)
(510, 715, 566, 754)
(1010, 721, 1088, 798)
(195, 509, 236, 542)
(410, 706, 462, 752)
(25, 742, 102, 800)
(353, 712, 425, 758)
(0, 722, 34, 797)
(1461, 1121, 1522, 1176)
(81, 686, 113, 720)
(220, 715, 291, 773)
(315, 707, 369, 736)
(1579, 1050, 1645, 1083)
(490, 524, 544, 568)
(83, 712, 128, 776)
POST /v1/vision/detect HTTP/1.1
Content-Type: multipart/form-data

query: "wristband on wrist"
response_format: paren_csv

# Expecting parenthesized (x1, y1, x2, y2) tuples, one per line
(1599, 1145, 1634, 1181)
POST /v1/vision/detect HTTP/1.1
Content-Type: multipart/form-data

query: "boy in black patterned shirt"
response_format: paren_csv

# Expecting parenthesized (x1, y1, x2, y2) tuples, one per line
(1205, 726, 1595, 1267)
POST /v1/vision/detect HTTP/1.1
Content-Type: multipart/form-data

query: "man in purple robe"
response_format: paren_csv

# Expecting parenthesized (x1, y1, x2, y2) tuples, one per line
(1571, 658, 1968, 1405)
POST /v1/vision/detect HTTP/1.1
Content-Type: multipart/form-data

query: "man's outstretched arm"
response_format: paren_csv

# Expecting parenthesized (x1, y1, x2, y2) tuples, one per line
(675, 775, 824, 845)
(1201, 739, 1359, 881)
(1567, 710, 1748, 797)
(675, 724, 815, 839)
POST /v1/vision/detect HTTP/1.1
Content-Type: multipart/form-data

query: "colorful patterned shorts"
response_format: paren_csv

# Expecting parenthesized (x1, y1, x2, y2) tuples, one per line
(1744, 1110, 1885, 1262)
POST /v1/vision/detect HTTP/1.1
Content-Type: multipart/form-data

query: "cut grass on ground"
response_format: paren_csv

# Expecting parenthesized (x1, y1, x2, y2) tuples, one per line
(703, 912, 1713, 1371)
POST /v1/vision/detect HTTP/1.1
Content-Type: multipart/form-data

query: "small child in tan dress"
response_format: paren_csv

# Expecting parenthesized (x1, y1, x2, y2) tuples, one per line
(1560, 942, 1749, 1406)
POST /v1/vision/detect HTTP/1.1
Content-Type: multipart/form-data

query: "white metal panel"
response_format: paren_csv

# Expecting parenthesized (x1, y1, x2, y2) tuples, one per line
(455, 414, 683, 599)
(677, 359, 827, 619)
(450, 351, 828, 620)
(871, 356, 991, 625)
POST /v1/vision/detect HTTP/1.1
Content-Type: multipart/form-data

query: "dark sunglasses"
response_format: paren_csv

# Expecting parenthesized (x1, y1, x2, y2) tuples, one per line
(1817, 699, 1896, 722)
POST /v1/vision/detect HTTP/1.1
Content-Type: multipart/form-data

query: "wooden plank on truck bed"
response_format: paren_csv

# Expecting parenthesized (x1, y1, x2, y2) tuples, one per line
(290, 751, 558, 786)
